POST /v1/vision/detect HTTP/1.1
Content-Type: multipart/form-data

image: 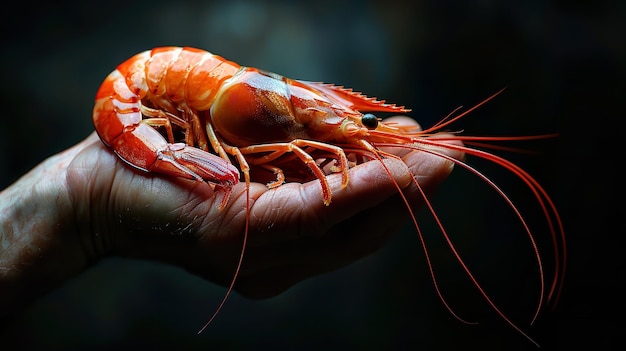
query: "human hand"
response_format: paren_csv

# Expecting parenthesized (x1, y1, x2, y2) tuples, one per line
(0, 116, 462, 318)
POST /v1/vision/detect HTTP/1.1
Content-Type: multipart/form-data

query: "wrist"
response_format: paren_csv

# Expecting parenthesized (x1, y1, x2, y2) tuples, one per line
(0, 146, 90, 318)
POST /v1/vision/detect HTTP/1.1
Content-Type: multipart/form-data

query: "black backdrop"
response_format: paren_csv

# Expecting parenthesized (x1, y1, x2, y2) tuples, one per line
(0, 0, 622, 350)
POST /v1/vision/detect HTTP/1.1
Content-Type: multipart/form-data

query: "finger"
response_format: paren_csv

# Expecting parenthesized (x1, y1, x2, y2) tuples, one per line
(383, 115, 422, 130)
(246, 156, 413, 246)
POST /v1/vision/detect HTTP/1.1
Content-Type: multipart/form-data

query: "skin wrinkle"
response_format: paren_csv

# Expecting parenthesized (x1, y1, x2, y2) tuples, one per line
(246, 182, 319, 245)
(257, 183, 320, 243)
(410, 150, 456, 185)
(69, 140, 131, 258)
(295, 181, 328, 239)
(205, 182, 262, 242)
(65, 149, 93, 263)
(155, 175, 210, 229)
(181, 197, 211, 239)
(91, 147, 119, 258)
(96, 160, 118, 257)
(67, 138, 120, 260)
(164, 181, 210, 236)
(122, 176, 199, 246)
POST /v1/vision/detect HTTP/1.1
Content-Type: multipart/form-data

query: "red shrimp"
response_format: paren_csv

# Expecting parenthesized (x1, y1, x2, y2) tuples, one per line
(92, 46, 565, 347)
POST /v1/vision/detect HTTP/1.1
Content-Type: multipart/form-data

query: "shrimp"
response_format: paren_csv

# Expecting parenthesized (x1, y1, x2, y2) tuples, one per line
(92, 46, 565, 347)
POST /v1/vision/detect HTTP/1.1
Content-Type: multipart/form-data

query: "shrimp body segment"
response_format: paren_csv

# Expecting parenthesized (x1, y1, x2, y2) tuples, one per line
(93, 47, 242, 207)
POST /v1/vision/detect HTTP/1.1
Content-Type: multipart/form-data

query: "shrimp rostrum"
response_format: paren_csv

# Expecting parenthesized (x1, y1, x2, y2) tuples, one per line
(92, 46, 565, 346)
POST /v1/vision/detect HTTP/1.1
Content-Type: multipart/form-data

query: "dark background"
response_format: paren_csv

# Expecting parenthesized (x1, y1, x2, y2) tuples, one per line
(0, 0, 622, 350)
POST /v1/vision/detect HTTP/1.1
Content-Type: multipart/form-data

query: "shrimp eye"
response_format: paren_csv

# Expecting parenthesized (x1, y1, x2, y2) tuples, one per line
(361, 113, 379, 129)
